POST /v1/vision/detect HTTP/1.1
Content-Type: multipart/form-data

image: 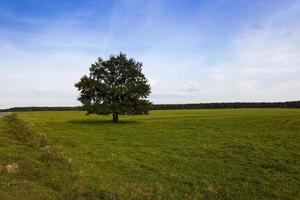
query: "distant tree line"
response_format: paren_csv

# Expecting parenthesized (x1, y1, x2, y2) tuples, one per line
(151, 101, 300, 110)
(0, 106, 83, 112)
(1, 101, 299, 112)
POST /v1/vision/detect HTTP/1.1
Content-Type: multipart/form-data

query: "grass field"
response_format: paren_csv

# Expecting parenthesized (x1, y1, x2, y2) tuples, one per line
(0, 109, 299, 199)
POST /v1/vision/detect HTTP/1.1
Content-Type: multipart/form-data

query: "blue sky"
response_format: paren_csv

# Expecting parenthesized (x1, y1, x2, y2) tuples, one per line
(0, 0, 300, 108)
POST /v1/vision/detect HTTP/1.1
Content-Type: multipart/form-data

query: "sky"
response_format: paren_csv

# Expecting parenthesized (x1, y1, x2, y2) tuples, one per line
(0, 0, 300, 108)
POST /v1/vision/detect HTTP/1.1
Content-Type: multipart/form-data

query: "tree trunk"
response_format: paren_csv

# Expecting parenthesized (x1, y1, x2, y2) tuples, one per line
(112, 113, 119, 123)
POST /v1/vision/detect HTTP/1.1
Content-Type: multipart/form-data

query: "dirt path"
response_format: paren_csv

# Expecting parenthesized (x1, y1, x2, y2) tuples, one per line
(0, 112, 11, 118)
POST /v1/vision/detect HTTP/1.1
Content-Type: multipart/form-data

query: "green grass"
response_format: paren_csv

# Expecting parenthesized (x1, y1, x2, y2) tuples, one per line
(1, 109, 300, 199)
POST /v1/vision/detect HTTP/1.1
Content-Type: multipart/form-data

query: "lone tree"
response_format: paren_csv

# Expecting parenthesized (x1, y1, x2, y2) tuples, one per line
(75, 53, 151, 123)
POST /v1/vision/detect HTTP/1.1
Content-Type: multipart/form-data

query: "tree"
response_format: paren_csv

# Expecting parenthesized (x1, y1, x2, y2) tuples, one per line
(75, 53, 152, 123)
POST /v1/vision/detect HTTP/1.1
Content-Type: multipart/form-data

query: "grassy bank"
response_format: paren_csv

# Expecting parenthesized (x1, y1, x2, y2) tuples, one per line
(0, 114, 117, 200)
(1, 109, 300, 199)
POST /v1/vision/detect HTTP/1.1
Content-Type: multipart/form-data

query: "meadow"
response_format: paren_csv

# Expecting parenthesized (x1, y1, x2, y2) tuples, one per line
(0, 109, 299, 199)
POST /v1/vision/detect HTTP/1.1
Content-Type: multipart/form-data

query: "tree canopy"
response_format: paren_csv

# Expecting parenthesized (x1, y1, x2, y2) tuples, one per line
(75, 53, 151, 123)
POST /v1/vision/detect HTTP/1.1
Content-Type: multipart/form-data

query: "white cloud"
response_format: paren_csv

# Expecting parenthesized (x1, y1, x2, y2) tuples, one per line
(180, 81, 201, 92)
(149, 1, 300, 103)
(148, 77, 160, 88)
(203, 2, 300, 102)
